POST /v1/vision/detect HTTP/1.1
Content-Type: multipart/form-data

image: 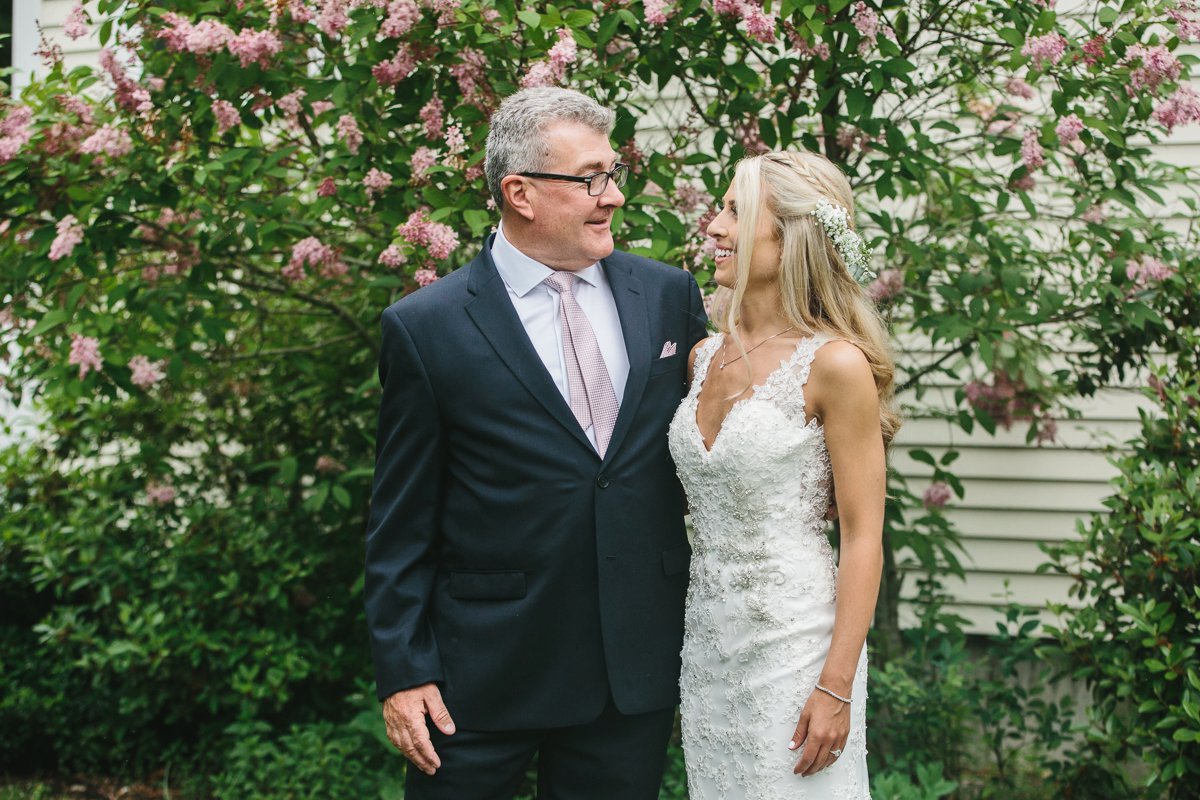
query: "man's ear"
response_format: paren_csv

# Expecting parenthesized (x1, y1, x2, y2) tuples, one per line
(501, 175, 536, 222)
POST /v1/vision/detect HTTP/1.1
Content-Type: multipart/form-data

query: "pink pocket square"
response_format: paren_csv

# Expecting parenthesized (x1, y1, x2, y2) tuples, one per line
(659, 341, 677, 358)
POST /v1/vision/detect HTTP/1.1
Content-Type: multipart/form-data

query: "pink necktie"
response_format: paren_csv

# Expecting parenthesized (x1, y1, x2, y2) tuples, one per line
(544, 271, 620, 457)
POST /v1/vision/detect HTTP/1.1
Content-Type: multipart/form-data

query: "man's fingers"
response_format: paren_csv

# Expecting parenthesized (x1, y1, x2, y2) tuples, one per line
(405, 717, 442, 774)
(426, 691, 457, 736)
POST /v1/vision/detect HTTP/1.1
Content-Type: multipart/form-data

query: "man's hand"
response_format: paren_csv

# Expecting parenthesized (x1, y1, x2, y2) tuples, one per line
(382, 683, 457, 776)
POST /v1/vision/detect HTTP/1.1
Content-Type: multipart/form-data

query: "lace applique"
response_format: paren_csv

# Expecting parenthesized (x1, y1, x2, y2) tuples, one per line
(668, 333, 871, 799)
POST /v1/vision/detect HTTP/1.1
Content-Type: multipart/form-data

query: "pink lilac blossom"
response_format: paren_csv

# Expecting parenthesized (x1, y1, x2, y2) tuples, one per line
(1126, 256, 1175, 287)
(853, 2, 879, 41)
(157, 14, 232, 53)
(1006, 76, 1035, 100)
(382, 0, 421, 37)
(694, 238, 717, 269)
(742, 3, 776, 43)
(373, 46, 417, 87)
(1168, 4, 1200, 41)
(49, 215, 84, 261)
(1034, 415, 1057, 445)
(414, 268, 439, 286)
(922, 482, 952, 509)
(450, 50, 489, 104)
(336, 114, 364, 154)
(966, 98, 995, 120)
(791, 33, 831, 60)
(986, 111, 1019, 136)
(286, 236, 337, 282)
(420, 97, 444, 139)
(228, 28, 283, 68)
(0, 105, 34, 163)
(428, 0, 460, 27)
(317, 0, 353, 36)
(411, 145, 438, 179)
(444, 124, 465, 155)
(674, 182, 706, 214)
(1152, 85, 1200, 132)
(548, 29, 578, 81)
(397, 210, 459, 260)
(363, 167, 393, 197)
(310, 100, 335, 117)
(1124, 44, 1181, 94)
(1056, 114, 1084, 144)
(99, 49, 152, 116)
(644, 0, 672, 25)
(315, 455, 347, 474)
(866, 268, 904, 303)
(713, 0, 743, 15)
(68, 333, 102, 378)
(58, 95, 94, 123)
(964, 372, 1032, 430)
(1010, 173, 1036, 191)
(79, 124, 133, 158)
(1021, 33, 1067, 69)
(1082, 35, 1107, 66)
(318, 177, 338, 196)
(64, 4, 89, 40)
(521, 61, 557, 89)
(276, 88, 306, 118)
(836, 125, 872, 153)
(145, 481, 176, 506)
(1080, 204, 1107, 224)
(378, 244, 407, 267)
(128, 355, 165, 388)
(213, 99, 240, 134)
(1021, 129, 1045, 170)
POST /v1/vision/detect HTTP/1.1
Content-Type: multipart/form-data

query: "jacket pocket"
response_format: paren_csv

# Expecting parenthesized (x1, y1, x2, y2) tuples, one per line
(661, 545, 692, 576)
(448, 570, 527, 600)
(649, 354, 683, 376)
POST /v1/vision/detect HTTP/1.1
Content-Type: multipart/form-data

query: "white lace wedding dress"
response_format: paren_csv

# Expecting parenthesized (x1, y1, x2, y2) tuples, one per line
(667, 333, 870, 799)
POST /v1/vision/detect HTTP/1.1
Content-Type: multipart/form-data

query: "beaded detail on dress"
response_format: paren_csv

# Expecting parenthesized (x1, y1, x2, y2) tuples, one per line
(668, 333, 870, 799)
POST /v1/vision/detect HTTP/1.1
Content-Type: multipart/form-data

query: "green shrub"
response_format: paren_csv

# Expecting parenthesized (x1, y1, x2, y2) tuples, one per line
(1043, 331, 1200, 800)
(212, 720, 401, 800)
(0, 443, 369, 774)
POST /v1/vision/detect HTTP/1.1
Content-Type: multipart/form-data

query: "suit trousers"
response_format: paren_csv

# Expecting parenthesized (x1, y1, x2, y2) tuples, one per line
(403, 697, 676, 800)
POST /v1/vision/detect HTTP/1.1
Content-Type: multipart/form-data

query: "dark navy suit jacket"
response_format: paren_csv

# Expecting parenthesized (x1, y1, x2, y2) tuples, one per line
(364, 236, 708, 731)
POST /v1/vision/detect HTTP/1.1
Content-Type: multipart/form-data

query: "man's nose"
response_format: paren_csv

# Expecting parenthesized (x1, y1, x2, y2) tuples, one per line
(598, 179, 625, 208)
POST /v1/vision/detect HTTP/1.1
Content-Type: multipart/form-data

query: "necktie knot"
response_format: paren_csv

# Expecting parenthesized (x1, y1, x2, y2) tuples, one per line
(543, 271, 578, 295)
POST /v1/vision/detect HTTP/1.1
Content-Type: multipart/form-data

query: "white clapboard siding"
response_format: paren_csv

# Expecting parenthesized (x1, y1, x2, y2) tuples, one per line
(11, 0, 105, 92)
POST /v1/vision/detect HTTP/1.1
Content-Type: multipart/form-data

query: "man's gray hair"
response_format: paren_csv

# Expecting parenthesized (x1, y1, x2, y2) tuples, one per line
(485, 87, 616, 210)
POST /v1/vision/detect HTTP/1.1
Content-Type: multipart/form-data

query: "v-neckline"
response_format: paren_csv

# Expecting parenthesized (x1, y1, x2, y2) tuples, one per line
(692, 333, 814, 456)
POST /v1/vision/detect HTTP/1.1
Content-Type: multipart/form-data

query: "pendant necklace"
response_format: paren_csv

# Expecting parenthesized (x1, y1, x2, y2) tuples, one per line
(719, 326, 796, 370)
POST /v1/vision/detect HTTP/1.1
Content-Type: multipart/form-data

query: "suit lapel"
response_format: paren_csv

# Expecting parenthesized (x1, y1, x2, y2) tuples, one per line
(464, 240, 595, 454)
(602, 255, 650, 465)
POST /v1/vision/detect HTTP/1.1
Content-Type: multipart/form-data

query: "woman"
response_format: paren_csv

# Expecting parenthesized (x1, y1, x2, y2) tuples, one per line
(667, 150, 899, 798)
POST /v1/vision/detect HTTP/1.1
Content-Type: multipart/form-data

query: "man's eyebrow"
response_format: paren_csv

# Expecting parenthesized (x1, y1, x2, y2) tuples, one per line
(572, 156, 618, 173)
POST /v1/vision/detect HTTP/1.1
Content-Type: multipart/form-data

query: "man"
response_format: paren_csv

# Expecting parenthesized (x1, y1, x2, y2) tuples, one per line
(363, 87, 708, 799)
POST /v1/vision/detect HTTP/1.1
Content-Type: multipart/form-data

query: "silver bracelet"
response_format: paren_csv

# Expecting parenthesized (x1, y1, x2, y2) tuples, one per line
(815, 683, 852, 704)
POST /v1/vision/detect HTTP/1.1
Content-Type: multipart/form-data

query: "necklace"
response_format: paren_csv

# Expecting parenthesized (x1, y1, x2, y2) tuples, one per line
(719, 326, 796, 370)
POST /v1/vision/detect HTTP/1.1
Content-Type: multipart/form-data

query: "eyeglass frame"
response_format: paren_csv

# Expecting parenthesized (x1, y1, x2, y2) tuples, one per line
(515, 162, 630, 197)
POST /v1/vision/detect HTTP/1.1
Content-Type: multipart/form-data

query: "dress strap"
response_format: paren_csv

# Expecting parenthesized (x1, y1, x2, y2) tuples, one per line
(689, 334, 724, 397)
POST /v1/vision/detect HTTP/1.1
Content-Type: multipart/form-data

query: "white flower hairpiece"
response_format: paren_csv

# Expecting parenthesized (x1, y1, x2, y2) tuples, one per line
(809, 198, 876, 285)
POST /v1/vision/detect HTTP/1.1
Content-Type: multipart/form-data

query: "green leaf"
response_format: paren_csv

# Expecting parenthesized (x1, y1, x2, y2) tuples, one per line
(30, 309, 70, 337)
(517, 9, 541, 28)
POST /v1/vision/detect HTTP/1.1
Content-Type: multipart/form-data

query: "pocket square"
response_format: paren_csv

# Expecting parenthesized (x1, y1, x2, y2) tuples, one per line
(659, 341, 677, 358)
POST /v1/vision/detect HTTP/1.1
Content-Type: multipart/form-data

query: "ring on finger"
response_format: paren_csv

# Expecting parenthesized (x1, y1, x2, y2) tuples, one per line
(830, 748, 843, 758)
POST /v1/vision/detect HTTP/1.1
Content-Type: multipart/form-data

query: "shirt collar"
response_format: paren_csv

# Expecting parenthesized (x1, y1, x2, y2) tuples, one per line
(492, 223, 603, 297)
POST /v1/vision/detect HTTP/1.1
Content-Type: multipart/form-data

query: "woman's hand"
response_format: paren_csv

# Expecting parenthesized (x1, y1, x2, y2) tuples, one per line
(788, 688, 851, 777)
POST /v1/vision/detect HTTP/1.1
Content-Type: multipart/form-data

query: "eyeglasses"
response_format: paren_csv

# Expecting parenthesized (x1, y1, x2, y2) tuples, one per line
(517, 162, 629, 197)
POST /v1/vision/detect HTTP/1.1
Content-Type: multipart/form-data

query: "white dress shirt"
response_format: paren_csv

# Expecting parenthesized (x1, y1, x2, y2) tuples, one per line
(490, 224, 629, 451)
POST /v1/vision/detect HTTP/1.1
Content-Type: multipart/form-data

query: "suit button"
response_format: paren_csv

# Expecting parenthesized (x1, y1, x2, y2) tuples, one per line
(596, 474, 611, 489)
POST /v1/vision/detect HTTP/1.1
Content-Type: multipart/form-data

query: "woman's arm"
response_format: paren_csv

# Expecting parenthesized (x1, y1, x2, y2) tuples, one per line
(789, 339, 886, 776)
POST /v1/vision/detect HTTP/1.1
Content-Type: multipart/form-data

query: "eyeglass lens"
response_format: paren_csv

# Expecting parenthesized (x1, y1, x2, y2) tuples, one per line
(588, 164, 628, 196)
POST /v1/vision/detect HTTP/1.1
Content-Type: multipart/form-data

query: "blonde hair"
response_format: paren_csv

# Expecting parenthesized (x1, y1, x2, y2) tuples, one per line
(719, 150, 901, 446)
